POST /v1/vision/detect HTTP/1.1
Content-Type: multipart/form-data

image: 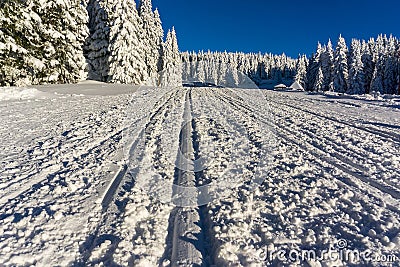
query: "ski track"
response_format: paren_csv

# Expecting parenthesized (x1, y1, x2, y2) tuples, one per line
(1, 87, 400, 266)
(219, 89, 400, 203)
(264, 94, 400, 194)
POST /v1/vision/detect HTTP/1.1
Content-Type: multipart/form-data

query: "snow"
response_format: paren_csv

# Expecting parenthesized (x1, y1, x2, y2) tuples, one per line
(274, 83, 288, 89)
(290, 81, 304, 91)
(0, 87, 46, 101)
(0, 84, 399, 266)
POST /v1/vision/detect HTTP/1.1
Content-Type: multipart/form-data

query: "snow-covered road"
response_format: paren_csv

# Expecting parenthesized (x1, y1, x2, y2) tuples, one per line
(1, 86, 399, 266)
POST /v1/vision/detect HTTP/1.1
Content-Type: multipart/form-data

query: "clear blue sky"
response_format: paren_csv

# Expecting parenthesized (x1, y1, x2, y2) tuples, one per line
(152, 0, 399, 58)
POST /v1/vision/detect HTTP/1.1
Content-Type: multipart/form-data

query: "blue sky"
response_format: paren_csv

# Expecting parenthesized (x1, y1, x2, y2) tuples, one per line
(152, 0, 399, 58)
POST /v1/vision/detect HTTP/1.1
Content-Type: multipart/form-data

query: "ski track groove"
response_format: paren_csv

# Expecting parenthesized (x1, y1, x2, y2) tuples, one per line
(280, 93, 400, 126)
(268, 94, 400, 146)
(265, 99, 400, 192)
(216, 89, 400, 205)
(2, 88, 400, 266)
(74, 89, 180, 266)
(0, 128, 125, 211)
(169, 89, 207, 266)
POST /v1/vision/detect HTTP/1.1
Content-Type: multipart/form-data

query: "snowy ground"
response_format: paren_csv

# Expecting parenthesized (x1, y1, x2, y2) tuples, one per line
(0, 85, 400, 266)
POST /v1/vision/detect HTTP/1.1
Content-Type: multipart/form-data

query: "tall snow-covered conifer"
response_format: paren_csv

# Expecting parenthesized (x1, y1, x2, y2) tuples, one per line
(139, 0, 164, 82)
(160, 27, 182, 87)
(306, 42, 323, 91)
(107, 0, 147, 84)
(0, 0, 88, 86)
(348, 39, 365, 94)
(320, 39, 334, 91)
(333, 35, 349, 93)
(361, 40, 375, 94)
(86, 0, 147, 84)
(294, 55, 307, 87)
(314, 67, 324, 92)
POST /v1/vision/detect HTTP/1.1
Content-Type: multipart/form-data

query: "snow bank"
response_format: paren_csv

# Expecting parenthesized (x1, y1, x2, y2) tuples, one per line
(0, 87, 43, 101)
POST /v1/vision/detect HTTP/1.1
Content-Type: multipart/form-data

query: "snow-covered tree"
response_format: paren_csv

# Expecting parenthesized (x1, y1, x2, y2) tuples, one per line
(160, 27, 182, 87)
(320, 39, 334, 91)
(306, 42, 323, 91)
(139, 0, 163, 81)
(85, 0, 110, 81)
(314, 66, 324, 92)
(383, 36, 398, 94)
(153, 9, 164, 73)
(294, 55, 307, 87)
(333, 35, 349, 93)
(361, 40, 375, 94)
(0, 0, 88, 86)
(196, 59, 206, 82)
(370, 65, 383, 93)
(348, 39, 365, 94)
(107, 0, 148, 84)
(86, 0, 148, 84)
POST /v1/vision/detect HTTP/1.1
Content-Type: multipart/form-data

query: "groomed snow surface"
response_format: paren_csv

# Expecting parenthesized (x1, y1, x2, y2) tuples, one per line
(1, 85, 400, 266)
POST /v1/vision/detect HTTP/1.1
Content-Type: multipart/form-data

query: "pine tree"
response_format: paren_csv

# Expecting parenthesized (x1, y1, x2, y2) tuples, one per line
(0, 0, 88, 86)
(107, 0, 147, 84)
(139, 0, 163, 82)
(153, 9, 164, 73)
(85, 0, 110, 81)
(383, 36, 398, 94)
(371, 66, 383, 94)
(306, 42, 323, 91)
(314, 66, 324, 92)
(195, 59, 205, 82)
(160, 27, 182, 87)
(348, 39, 365, 94)
(294, 55, 307, 87)
(0, 0, 35, 86)
(397, 46, 400, 95)
(333, 35, 349, 93)
(39, 0, 89, 83)
(361, 40, 375, 94)
(320, 39, 334, 91)
(370, 37, 386, 94)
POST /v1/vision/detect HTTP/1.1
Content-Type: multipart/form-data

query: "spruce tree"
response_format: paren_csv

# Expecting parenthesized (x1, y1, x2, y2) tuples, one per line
(383, 36, 398, 94)
(320, 39, 334, 91)
(314, 66, 324, 92)
(361, 40, 375, 94)
(333, 35, 349, 93)
(294, 55, 307, 88)
(85, 0, 110, 81)
(139, 0, 163, 82)
(107, 0, 147, 84)
(348, 39, 365, 94)
(306, 42, 323, 91)
(86, 0, 148, 84)
(0, 0, 88, 86)
(160, 27, 182, 87)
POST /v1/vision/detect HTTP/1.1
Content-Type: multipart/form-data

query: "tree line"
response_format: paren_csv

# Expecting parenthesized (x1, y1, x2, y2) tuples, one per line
(1, 0, 399, 94)
(297, 34, 400, 95)
(0, 0, 182, 86)
(181, 51, 297, 87)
